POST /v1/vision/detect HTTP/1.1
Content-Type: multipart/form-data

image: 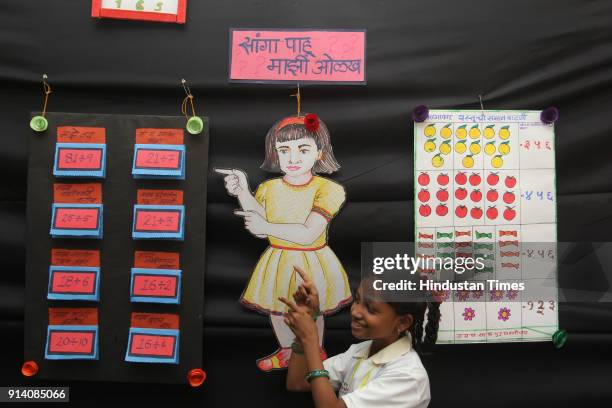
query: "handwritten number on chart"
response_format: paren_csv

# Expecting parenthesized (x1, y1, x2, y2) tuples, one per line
(525, 300, 555, 315)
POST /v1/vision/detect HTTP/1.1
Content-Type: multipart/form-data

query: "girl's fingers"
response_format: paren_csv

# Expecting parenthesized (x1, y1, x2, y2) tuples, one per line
(294, 265, 309, 283)
(294, 266, 318, 295)
(284, 297, 299, 311)
(308, 280, 319, 294)
(299, 286, 310, 302)
(278, 296, 297, 311)
(293, 290, 306, 303)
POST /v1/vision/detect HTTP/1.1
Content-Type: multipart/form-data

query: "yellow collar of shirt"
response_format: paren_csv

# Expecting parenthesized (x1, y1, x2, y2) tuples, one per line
(353, 335, 412, 365)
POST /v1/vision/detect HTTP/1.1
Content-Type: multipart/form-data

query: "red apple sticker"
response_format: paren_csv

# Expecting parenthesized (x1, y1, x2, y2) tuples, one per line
(418, 189, 430, 202)
(503, 206, 516, 221)
(455, 172, 467, 185)
(503, 191, 515, 204)
(470, 189, 482, 202)
(455, 187, 468, 200)
(455, 205, 468, 218)
(436, 188, 449, 202)
(469, 173, 481, 186)
(437, 173, 449, 186)
(418, 172, 430, 186)
(470, 207, 483, 219)
(419, 204, 432, 217)
(486, 206, 498, 220)
(487, 172, 499, 186)
(505, 176, 517, 188)
(486, 189, 498, 202)
(436, 204, 448, 216)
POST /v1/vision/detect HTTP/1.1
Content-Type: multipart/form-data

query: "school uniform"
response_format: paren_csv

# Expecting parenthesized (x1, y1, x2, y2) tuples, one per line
(323, 336, 430, 408)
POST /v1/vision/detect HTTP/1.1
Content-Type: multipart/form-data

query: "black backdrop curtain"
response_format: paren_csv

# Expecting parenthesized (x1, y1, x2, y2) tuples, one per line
(1, 1, 612, 407)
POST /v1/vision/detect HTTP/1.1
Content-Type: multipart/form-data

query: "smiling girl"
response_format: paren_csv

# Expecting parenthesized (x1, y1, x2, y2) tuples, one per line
(216, 113, 352, 371)
(281, 269, 439, 408)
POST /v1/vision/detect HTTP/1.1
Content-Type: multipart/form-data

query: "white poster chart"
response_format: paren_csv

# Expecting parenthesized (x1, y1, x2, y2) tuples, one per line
(414, 110, 558, 344)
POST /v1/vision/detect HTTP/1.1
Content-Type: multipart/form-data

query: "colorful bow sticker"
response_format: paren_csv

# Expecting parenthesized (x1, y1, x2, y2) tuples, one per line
(475, 231, 493, 239)
(436, 242, 454, 248)
(501, 262, 520, 269)
(418, 242, 434, 248)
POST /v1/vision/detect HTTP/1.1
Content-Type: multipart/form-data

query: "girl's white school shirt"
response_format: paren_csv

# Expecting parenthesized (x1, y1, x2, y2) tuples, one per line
(323, 336, 430, 408)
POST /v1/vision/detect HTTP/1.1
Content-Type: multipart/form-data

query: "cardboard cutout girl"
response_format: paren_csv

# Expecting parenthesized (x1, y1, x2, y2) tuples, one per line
(216, 113, 352, 371)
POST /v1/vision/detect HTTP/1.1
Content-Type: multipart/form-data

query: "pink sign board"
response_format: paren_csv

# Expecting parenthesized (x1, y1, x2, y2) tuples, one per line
(132, 274, 178, 297)
(57, 148, 104, 170)
(135, 149, 181, 169)
(48, 330, 95, 354)
(229, 29, 366, 84)
(135, 210, 181, 232)
(130, 334, 176, 357)
(51, 271, 97, 294)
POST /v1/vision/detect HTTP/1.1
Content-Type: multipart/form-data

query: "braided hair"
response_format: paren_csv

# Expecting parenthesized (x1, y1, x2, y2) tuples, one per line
(387, 300, 441, 352)
(357, 277, 441, 352)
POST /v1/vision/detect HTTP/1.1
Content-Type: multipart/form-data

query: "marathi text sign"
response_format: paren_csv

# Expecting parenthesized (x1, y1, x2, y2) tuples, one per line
(229, 29, 366, 84)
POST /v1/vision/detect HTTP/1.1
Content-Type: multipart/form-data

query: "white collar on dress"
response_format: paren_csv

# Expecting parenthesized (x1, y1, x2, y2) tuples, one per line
(352, 335, 412, 365)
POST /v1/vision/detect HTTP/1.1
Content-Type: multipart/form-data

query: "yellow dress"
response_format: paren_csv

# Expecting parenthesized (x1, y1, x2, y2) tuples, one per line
(240, 176, 352, 316)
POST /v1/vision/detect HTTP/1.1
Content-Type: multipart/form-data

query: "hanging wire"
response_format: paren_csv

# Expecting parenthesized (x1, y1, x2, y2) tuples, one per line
(181, 78, 196, 119)
(41, 74, 52, 117)
(291, 83, 301, 117)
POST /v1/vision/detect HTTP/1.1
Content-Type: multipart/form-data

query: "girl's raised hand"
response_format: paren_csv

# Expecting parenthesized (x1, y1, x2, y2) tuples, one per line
(279, 296, 318, 345)
(214, 168, 249, 197)
(293, 265, 320, 315)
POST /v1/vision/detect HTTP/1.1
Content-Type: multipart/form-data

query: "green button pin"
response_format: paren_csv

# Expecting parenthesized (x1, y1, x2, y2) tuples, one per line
(30, 116, 48, 132)
(552, 329, 567, 349)
(186, 116, 203, 135)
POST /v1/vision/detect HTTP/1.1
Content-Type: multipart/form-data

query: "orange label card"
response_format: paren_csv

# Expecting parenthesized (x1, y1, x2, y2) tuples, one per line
(57, 127, 106, 143)
(130, 312, 179, 329)
(49, 308, 98, 326)
(134, 251, 180, 269)
(136, 128, 184, 145)
(51, 249, 100, 267)
(54, 183, 102, 204)
(137, 189, 183, 205)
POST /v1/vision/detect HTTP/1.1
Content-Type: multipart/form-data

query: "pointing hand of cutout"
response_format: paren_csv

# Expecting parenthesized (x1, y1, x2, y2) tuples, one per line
(215, 168, 249, 197)
(235, 210, 268, 236)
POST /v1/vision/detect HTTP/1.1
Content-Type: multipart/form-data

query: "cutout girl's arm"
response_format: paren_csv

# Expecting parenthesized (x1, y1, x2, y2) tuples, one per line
(263, 211, 328, 245)
(214, 168, 266, 218)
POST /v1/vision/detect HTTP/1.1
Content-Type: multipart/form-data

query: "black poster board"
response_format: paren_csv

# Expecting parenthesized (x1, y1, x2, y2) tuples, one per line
(24, 113, 208, 383)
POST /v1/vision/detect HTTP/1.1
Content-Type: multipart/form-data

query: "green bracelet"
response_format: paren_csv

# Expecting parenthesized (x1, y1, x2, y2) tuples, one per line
(311, 310, 321, 320)
(291, 341, 304, 354)
(305, 369, 330, 383)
